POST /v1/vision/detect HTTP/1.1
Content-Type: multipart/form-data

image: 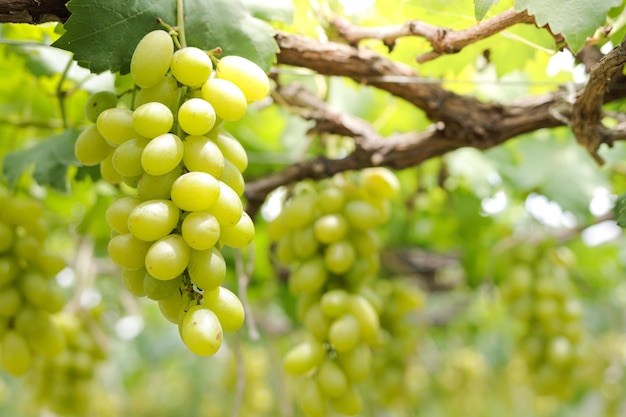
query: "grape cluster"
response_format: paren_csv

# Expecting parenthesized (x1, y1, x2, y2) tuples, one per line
(29, 312, 107, 416)
(0, 185, 67, 376)
(268, 168, 400, 417)
(500, 245, 586, 398)
(75, 29, 270, 356)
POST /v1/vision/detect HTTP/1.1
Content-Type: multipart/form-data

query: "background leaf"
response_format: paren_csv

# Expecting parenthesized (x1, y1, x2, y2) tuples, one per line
(474, 0, 499, 21)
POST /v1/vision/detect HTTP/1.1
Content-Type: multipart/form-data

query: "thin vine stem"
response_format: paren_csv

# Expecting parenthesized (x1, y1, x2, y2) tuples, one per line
(177, 0, 187, 48)
(56, 57, 73, 129)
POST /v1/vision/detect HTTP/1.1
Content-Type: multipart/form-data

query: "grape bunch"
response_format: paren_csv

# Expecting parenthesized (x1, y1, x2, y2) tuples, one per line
(0, 185, 67, 376)
(29, 311, 108, 416)
(74, 29, 270, 356)
(268, 168, 400, 417)
(499, 245, 586, 398)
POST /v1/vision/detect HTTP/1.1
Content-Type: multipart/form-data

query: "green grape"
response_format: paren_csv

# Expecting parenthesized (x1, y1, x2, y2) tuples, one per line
(96, 108, 137, 146)
(171, 171, 220, 212)
(219, 211, 255, 248)
(134, 74, 181, 114)
(343, 200, 382, 230)
(201, 78, 247, 121)
(127, 199, 180, 242)
(170, 47, 213, 87)
(177, 98, 216, 136)
(136, 164, 182, 201)
(337, 343, 372, 383)
(182, 135, 225, 178)
(179, 304, 223, 356)
(208, 128, 248, 172)
(107, 233, 152, 270)
(2, 330, 32, 376)
(328, 386, 362, 416)
(289, 257, 327, 295)
(121, 268, 147, 297)
(111, 137, 150, 177)
(1, 196, 43, 226)
(84, 91, 118, 123)
(14, 235, 41, 262)
(292, 227, 319, 260)
(209, 181, 243, 227)
(27, 314, 66, 359)
(276, 235, 295, 264)
(350, 229, 380, 256)
(203, 286, 245, 332)
(19, 271, 58, 312)
(359, 167, 400, 200)
(320, 289, 348, 318)
(181, 210, 221, 250)
(283, 339, 325, 375)
(74, 125, 115, 166)
(317, 360, 349, 398)
(304, 303, 330, 341)
(158, 289, 186, 324)
(0, 221, 15, 253)
(132, 102, 174, 139)
(187, 247, 226, 291)
(144, 273, 182, 300)
(295, 378, 327, 417)
(316, 186, 346, 214)
(329, 314, 360, 353)
(106, 197, 141, 234)
(130, 30, 174, 89)
(0, 256, 19, 287)
(216, 55, 270, 102)
(347, 294, 380, 345)
(144, 234, 190, 281)
(0, 286, 22, 318)
(313, 214, 349, 244)
(324, 240, 356, 274)
(21, 216, 48, 243)
(100, 152, 123, 184)
(219, 159, 245, 196)
(280, 194, 318, 230)
(34, 251, 65, 277)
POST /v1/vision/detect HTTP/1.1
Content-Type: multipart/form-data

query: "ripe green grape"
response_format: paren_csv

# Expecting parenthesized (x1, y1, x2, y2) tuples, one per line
(208, 128, 248, 172)
(136, 165, 182, 201)
(0, 286, 22, 318)
(2, 330, 32, 376)
(314, 214, 349, 244)
(106, 197, 141, 234)
(324, 240, 356, 274)
(343, 200, 382, 230)
(329, 314, 360, 353)
(75, 125, 115, 166)
(144, 273, 182, 301)
(328, 386, 362, 416)
(201, 78, 247, 121)
(219, 211, 255, 248)
(132, 102, 174, 139)
(317, 360, 349, 398)
(0, 257, 19, 288)
(292, 227, 319, 260)
(134, 74, 180, 114)
(182, 134, 225, 178)
(187, 247, 226, 291)
(127, 199, 180, 242)
(284, 339, 325, 375)
(347, 294, 380, 344)
(295, 378, 327, 417)
(219, 159, 245, 196)
(0, 222, 15, 253)
(337, 343, 372, 383)
(158, 289, 186, 324)
(216, 55, 270, 102)
(170, 171, 220, 212)
(178, 98, 216, 136)
(84, 91, 117, 123)
(107, 233, 152, 270)
(209, 181, 243, 227)
(179, 305, 223, 356)
(359, 167, 400, 199)
(320, 289, 349, 318)
(130, 30, 174, 88)
(203, 286, 245, 332)
(144, 234, 190, 280)
(96, 108, 137, 146)
(181, 211, 221, 251)
(140, 133, 184, 176)
(289, 257, 327, 295)
(304, 303, 331, 341)
(100, 152, 123, 184)
(170, 47, 213, 87)
(111, 137, 149, 177)
(121, 268, 147, 297)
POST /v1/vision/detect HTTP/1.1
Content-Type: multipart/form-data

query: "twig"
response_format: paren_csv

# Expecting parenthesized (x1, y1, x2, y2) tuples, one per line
(235, 247, 260, 341)
(332, 8, 536, 63)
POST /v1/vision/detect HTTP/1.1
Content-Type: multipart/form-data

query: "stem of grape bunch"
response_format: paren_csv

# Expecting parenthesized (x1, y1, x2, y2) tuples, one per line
(176, 0, 187, 48)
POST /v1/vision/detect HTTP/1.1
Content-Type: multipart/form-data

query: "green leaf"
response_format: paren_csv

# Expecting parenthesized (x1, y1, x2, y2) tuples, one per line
(52, 0, 277, 74)
(474, 0, 499, 21)
(242, 0, 294, 24)
(2, 129, 80, 191)
(614, 193, 626, 228)
(515, 0, 621, 52)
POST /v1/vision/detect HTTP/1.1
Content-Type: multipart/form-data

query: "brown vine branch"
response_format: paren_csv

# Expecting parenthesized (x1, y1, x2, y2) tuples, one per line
(0, 0, 69, 24)
(332, 8, 536, 63)
(571, 37, 626, 164)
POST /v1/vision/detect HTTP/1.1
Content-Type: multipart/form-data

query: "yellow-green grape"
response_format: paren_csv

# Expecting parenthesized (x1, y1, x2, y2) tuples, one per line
(0, 256, 19, 288)
(181, 211, 221, 251)
(134, 74, 181, 114)
(96, 108, 137, 146)
(187, 247, 226, 291)
(179, 304, 223, 356)
(1, 196, 44, 225)
(111, 137, 149, 177)
(209, 181, 243, 227)
(84, 91, 118, 123)
(219, 211, 255, 248)
(292, 227, 319, 260)
(0, 286, 22, 318)
(107, 233, 152, 270)
(304, 303, 330, 341)
(329, 314, 360, 353)
(313, 214, 349, 244)
(219, 158, 245, 196)
(316, 185, 346, 214)
(136, 164, 182, 201)
(337, 343, 372, 383)
(0, 221, 15, 253)
(127, 199, 180, 242)
(216, 55, 270, 102)
(317, 360, 349, 398)
(178, 98, 216, 136)
(320, 289, 349, 318)
(121, 268, 147, 297)
(106, 197, 141, 234)
(203, 286, 245, 332)
(132, 102, 174, 139)
(74, 125, 115, 166)
(347, 294, 380, 344)
(170, 171, 220, 212)
(2, 330, 32, 376)
(144, 273, 182, 300)
(350, 229, 380, 256)
(343, 200, 382, 230)
(201, 78, 247, 121)
(170, 47, 213, 87)
(289, 257, 327, 295)
(324, 240, 356, 274)
(158, 288, 186, 323)
(283, 339, 325, 375)
(130, 30, 174, 88)
(208, 128, 248, 172)
(26, 313, 66, 358)
(295, 378, 327, 417)
(359, 167, 400, 199)
(144, 234, 190, 280)
(100, 152, 123, 184)
(328, 386, 362, 416)
(182, 134, 225, 178)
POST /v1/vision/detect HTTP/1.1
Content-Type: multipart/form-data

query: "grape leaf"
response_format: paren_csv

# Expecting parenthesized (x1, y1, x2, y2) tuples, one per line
(52, 0, 277, 74)
(3, 129, 80, 191)
(242, 0, 294, 24)
(614, 193, 626, 228)
(515, 0, 622, 52)
(474, 0, 499, 21)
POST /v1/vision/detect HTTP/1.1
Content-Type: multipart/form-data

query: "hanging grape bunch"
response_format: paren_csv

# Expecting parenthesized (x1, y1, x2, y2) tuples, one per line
(268, 168, 400, 417)
(75, 28, 269, 356)
(0, 185, 68, 376)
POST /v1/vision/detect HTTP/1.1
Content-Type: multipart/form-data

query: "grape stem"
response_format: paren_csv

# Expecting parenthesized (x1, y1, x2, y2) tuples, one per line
(176, 0, 186, 48)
